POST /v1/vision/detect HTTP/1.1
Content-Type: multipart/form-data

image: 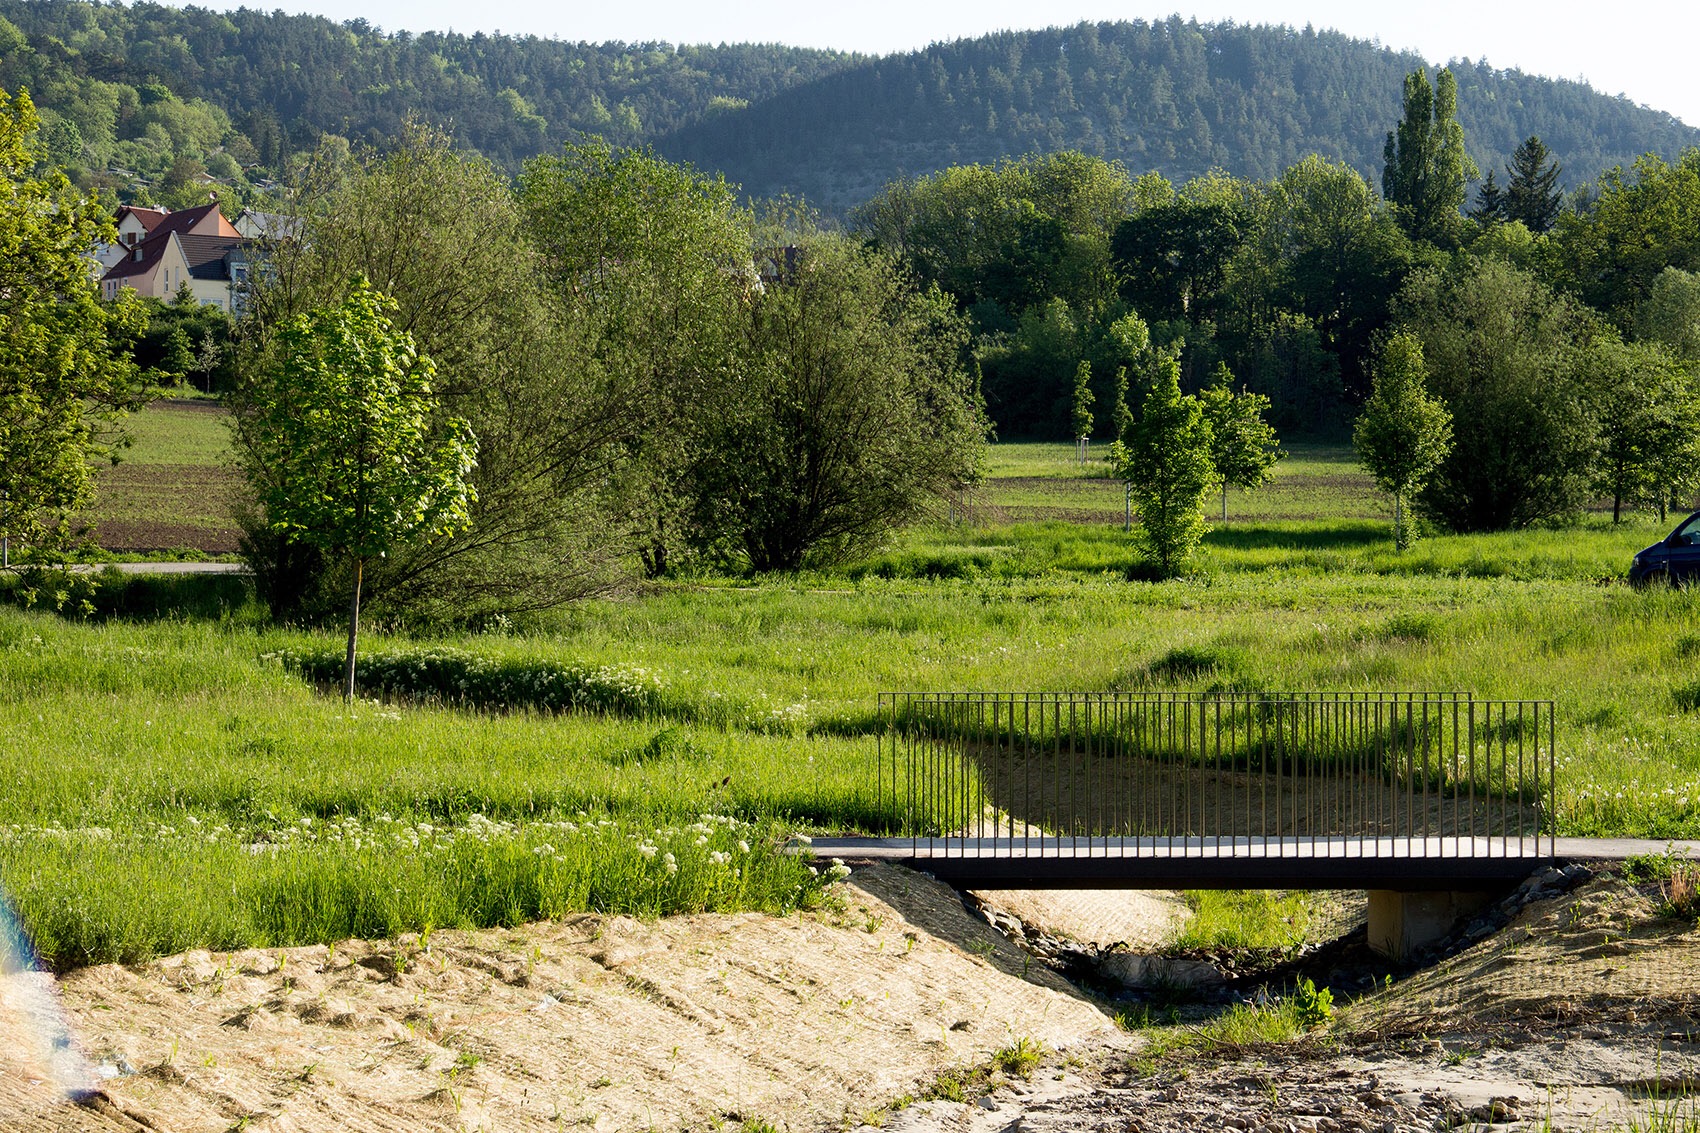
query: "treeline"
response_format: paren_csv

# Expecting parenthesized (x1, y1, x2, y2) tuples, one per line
(3, 2, 1695, 216)
(855, 69, 1700, 539)
(224, 132, 983, 622)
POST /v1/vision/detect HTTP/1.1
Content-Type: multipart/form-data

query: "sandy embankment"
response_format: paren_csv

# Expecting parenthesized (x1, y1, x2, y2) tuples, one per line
(0, 865, 1125, 1133)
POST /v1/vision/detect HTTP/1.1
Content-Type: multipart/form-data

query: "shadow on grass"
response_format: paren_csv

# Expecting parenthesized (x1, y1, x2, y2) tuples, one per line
(1204, 522, 1387, 553)
(0, 568, 261, 623)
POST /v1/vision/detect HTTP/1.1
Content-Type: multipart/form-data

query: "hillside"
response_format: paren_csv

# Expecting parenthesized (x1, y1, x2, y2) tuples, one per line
(1, 2, 1696, 211)
(657, 20, 1700, 208)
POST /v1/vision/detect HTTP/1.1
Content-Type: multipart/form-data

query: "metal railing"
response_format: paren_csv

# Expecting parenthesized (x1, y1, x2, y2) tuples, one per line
(877, 691, 1556, 861)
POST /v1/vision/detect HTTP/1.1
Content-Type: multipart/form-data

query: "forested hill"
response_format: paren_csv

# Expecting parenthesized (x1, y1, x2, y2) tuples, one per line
(2, 1, 1696, 212)
(0, 0, 853, 185)
(657, 20, 1700, 208)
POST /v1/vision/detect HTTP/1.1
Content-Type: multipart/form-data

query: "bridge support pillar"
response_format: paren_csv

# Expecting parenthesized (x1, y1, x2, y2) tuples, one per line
(1367, 890, 1498, 960)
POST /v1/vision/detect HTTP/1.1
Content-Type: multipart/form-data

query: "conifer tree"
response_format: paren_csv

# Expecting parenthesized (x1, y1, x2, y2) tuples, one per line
(1469, 170, 1505, 225)
(1503, 135, 1563, 234)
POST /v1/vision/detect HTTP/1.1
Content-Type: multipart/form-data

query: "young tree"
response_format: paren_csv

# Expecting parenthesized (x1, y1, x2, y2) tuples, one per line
(0, 86, 145, 563)
(241, 277, 477, 700)
(1071, 360, 1095, 463)
(1198, 363, 1284, 520)
(1381, 67, 1477, 247)
(1503, 135, 1563, 235)
(1353, 332, 1452, 549)
(1107, 364, 1136, 530)
(1115, 352, 1215, 576)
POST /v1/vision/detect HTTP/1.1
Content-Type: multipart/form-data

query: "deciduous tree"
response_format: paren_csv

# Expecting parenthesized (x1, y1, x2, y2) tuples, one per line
(0, 87, 144, 563)
(242, 277, 477, 700)
(687, 236, 986, 572)
(1116, 352, 1214, 576)
(1353, 333, 1452, 549)
(1397, 257, 1600, 530)
(1071, 361, 1095, 462)
(1198, 363, 1283, 520)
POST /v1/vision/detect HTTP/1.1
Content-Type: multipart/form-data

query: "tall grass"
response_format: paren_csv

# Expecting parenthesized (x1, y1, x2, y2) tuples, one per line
(4, 513, 1699, 967)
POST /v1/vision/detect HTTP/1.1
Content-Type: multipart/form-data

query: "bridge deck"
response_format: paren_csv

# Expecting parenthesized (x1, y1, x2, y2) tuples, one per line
(804, 836, 1700, 891)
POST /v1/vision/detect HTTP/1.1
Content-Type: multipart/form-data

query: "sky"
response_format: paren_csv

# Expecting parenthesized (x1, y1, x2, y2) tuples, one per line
(240, 0, 1700, 128)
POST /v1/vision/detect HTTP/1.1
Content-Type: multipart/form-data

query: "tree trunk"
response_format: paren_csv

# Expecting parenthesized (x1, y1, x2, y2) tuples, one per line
(1221, 484, 1228, 522)
(1394, 492, 1404, 551)
(1613, 493, 1622, 524)
(343, 557, 364, 704)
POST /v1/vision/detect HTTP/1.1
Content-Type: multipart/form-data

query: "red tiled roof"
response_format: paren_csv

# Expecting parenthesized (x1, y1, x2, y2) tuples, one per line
(116, 205, 171, 233)
(102, 231, 171, 281)
(153, 202, 241, 240)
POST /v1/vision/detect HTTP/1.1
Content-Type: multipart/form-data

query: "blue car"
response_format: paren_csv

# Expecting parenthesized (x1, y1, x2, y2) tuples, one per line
(1630, 510, 1700, 586)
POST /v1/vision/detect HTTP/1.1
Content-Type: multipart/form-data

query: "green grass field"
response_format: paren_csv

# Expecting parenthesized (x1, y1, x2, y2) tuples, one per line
(5, 437, 1698, 970)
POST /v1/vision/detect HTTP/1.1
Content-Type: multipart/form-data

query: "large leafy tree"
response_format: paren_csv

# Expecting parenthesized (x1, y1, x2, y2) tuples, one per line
(1555, 150, 1700, 328)
(238, 128, 629, 621)
(1635, 267, 1700, 363)
(687, 236, 986, 572)
(1116, 351, 1214, 577)
(0, 87, 145, 563)
(521, 140, 751, 577)
(243, 277, 477, 700)
(1353, 332, 1453, 549)
(1381, 67, 1477, 247)
(1587, 338, 1700, 524)
(1271, 155, 1422, 402)
(1397, 257, 1602, 530)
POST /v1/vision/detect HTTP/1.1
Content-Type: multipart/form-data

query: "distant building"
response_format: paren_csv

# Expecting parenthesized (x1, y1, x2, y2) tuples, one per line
(99, 201, 251, 313)
(234, 208, 303, 241)
(92, 204, 172, 271)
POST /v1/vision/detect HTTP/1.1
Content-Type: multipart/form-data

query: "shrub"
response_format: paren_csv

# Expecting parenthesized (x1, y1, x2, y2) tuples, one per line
(277, 646, 668, 718)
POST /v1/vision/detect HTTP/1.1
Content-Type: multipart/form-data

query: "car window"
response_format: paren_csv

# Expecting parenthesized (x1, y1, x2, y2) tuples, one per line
(1676, 515, 1700, 546)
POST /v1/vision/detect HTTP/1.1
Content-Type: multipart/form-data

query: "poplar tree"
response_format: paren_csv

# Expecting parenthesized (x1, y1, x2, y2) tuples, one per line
(1382, 67, 1476, 246)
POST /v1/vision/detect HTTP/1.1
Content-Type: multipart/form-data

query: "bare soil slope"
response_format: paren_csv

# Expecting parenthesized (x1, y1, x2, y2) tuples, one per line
(0, 865, 1122, 1133)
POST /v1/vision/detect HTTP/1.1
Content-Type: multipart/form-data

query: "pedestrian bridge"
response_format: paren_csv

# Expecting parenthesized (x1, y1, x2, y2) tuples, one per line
(840, 691, 1563, 956)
